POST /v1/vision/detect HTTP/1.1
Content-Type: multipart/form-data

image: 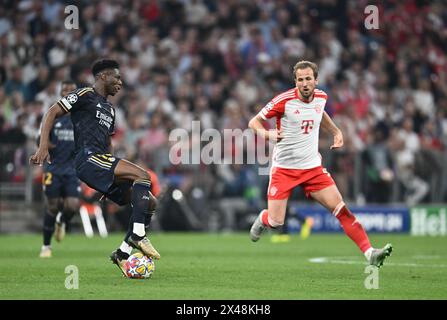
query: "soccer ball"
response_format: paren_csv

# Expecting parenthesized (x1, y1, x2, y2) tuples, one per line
(124, 252, 155, 279)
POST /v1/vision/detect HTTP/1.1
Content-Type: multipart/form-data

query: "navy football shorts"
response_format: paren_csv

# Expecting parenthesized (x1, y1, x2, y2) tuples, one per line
(76, 153, 131, 205)
(42, 171, 80, 199)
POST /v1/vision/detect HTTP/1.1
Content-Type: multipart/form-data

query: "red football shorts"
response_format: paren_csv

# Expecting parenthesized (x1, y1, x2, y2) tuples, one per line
(267, 165, 335, 200)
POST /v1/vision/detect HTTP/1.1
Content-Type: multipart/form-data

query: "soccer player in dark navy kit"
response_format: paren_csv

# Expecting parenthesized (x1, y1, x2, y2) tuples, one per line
(39, 80, 80, 258)
(31, 60, 160, 276)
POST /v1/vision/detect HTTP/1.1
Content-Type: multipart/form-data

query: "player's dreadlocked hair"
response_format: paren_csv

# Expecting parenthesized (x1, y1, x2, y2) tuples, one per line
(91, 59, 120, 77)
(293, 60, 318, 79)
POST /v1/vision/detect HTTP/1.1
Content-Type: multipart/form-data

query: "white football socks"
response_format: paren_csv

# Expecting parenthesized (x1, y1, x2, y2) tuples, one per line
(119, 241, 132, 255)
(364, 247, 374, 261)
(133, 223, 146, 237)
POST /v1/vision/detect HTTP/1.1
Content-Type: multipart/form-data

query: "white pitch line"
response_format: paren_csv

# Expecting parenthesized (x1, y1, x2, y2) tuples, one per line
(308, 257, 447, 268)
(412, 255, 441, 260)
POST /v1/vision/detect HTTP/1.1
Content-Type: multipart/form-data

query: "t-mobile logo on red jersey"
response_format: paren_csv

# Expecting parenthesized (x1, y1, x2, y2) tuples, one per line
(301, 120, 314, 134)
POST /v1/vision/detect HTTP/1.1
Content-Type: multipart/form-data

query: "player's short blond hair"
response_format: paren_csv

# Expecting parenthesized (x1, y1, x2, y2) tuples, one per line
(293, 60, 318, 79)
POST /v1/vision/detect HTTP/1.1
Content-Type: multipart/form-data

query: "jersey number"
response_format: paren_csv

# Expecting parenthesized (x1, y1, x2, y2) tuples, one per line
(43, 172, 53, 185)
(301, 120, 314, 134)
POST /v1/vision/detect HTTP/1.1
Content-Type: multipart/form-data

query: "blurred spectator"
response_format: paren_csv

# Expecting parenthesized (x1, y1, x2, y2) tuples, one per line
(27, 65, 50, 101)
(413, 79, 435, 119)
(389, 118, 429, 205)
(4, 67, 30, 101)
(362, 123, 394, 203)
(0, 112, 27, 147)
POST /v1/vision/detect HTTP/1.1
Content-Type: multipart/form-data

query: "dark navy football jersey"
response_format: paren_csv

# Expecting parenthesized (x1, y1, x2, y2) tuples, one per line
(44, 113, 76, 175)
(56, 87, 116, 158)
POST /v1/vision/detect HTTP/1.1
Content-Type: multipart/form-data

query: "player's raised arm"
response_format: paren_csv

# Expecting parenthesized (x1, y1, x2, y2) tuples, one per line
(29, 104, 66, 165)
(321, 111, 343, 149)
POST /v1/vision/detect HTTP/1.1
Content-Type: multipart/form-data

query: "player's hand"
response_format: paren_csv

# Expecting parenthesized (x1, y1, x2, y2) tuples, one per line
(266, 129, 283, 142)
(330, 131, 343, 149)
(29, 147, 51, 166)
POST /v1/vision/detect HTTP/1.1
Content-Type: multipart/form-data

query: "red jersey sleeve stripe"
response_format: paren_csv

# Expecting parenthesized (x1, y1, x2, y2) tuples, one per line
(314, 94, 327, 99)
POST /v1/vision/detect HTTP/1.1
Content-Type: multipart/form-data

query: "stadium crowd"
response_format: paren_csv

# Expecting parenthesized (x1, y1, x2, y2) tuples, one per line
(1, 0, 446, 217)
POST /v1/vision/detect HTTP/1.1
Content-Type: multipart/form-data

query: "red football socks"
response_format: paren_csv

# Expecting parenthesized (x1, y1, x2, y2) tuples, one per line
(335, 205, 371, 253)
(261, 210, 271, 227)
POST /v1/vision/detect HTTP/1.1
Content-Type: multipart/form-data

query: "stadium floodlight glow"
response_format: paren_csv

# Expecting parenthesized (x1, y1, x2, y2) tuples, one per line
(172, 189, 183, 201)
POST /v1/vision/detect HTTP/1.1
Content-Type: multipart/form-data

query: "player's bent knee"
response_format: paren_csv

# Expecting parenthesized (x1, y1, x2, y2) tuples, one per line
(65, 199, 80, 212)
(135, 170, 150, 183)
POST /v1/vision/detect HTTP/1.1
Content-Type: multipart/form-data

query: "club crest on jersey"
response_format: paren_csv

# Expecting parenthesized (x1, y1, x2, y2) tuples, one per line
(66, 93, 78, 104)
(315, 105, 322, 114)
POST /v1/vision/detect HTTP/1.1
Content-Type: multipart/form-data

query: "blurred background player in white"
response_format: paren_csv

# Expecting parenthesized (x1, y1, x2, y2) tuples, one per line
(39, 80, 80, 258)
(248, 61, 392, 267)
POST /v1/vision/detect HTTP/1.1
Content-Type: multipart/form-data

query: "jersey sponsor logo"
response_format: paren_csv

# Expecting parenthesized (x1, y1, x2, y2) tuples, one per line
(66, 93, 78, 104)
(54, 129, 74, 141)
(301, 120, 314, 134)
(96, 110, 113, 129)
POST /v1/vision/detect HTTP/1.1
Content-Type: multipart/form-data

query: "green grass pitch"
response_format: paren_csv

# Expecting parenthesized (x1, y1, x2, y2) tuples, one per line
(0, 233, 446, 299)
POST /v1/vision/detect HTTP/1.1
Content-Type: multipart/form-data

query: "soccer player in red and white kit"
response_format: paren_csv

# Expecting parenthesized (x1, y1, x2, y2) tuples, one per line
(248, 61, 392, 267)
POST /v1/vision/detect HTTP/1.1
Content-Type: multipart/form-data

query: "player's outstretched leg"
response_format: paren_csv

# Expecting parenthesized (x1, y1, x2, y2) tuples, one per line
(333, 201, 393, 267)
(126, 180, 160, 259)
